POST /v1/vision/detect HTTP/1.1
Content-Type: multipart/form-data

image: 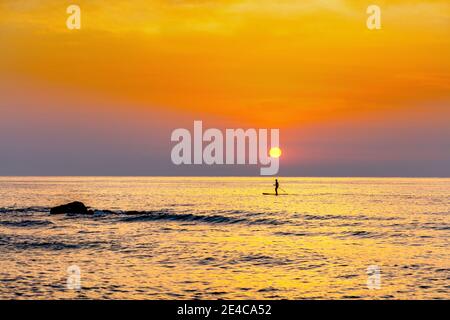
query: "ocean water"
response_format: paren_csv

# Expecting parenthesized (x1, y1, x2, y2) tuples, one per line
(0, 177, 448, 299)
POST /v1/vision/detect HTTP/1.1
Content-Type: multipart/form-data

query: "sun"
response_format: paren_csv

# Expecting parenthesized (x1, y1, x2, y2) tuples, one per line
(269, 147, 282, 158)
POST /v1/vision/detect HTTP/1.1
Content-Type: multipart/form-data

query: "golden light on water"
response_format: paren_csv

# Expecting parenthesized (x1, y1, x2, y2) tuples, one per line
(270, 147, 282, 158)
(0, 177, 449, 299)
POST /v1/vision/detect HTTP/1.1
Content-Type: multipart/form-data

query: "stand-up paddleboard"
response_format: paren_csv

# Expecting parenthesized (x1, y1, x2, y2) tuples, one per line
(262, 193, 288, 196)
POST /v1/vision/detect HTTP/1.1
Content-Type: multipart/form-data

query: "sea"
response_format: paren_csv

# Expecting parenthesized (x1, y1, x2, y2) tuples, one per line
(0, 177, 448, 299)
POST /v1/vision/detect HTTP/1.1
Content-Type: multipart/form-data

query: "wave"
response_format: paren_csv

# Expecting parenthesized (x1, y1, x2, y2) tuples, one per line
(421, 224, 450, 231)
(0, 207, 49, 214)
(0, 220, 53, 228)
(0, 206, 283, 226)
(11, 240, 107, 251)
(298, 213, 398, 221)
(273, 231, 309, 237)
(339, 230, 381, 239)
(0, 233, 110, 250)
(119, 212, 282, 225)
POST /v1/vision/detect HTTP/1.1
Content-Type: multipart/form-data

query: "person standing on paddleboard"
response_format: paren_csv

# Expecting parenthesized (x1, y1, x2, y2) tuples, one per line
(274, 179, 279, 196)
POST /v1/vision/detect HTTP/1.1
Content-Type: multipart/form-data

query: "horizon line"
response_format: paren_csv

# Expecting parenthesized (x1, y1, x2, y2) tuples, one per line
(0, 175, 449, 179)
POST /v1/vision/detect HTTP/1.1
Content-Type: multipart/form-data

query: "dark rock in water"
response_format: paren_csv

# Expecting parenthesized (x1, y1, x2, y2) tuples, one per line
(124, 210, 146, 215)
(50, 201, 89, 215)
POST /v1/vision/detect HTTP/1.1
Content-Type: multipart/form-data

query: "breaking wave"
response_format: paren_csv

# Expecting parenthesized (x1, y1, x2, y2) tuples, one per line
(0, 206, 283, 226)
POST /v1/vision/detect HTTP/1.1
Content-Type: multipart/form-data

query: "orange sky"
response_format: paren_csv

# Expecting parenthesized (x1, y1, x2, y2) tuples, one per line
(0, 0, 449, 175)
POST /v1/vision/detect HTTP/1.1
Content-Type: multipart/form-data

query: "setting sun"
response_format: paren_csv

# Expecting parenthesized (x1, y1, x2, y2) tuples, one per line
(269, 147, 282, 158)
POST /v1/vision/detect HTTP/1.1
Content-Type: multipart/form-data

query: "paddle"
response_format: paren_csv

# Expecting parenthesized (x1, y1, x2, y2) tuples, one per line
(279, 187, 288, 194)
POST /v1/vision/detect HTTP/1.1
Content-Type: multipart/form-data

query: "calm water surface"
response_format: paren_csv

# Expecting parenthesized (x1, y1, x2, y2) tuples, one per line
(0, 177, 449, 299)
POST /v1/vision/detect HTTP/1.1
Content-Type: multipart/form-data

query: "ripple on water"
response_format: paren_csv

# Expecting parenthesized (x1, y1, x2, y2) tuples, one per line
(0, 220, 53, 228)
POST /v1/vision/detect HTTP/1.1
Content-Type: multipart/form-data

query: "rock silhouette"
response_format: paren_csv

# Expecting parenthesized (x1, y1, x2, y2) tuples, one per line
(50, 201, 89, 215)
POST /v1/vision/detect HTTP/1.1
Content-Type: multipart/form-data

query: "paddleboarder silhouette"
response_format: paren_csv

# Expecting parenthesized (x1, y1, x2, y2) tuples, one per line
(274, 179, 279, 196)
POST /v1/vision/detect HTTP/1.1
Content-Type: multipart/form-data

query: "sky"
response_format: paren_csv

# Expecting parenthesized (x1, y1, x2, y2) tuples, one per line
(0, 0, 449, 176)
